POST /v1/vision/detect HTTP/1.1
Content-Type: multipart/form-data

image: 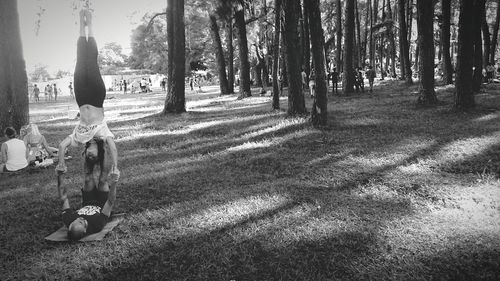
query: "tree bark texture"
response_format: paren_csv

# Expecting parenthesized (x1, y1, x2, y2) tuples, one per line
(441, 0, 453, 84)
(226, 17, 235, 94)
(472, 0, 484, 93)
(416, 0, 437, 105)
(490, 0, 500, 64)
(307, 0, 328, 127)
(209, 14, 229, 95)
(455, 0, 475, 110)
(342, 0, 356, 94)
(272, 0, 282, 109)
(235, 7, 252, 97)
(282, 0, 306, 115)
(0, 0, 29, 131)
(398, 0, 413, 84)
(302, 0, 311, 76)
(164, 0, 186, 113)
(335, 0, 342, 71)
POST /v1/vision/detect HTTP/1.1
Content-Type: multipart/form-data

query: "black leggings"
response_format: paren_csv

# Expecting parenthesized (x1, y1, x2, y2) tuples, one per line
(74, 37, 106, 108)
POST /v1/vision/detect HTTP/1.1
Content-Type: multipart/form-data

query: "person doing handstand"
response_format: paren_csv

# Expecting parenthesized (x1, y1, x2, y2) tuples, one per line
(58, 140, 118, 240)
(56, 10, 119, 181)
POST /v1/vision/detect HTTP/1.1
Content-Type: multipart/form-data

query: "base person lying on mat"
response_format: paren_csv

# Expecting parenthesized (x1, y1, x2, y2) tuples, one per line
(57, 154, 118, 241)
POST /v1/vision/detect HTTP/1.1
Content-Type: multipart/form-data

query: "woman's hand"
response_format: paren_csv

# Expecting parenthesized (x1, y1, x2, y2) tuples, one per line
(109, 165, 120, 182)
(55, 162, 67, 174)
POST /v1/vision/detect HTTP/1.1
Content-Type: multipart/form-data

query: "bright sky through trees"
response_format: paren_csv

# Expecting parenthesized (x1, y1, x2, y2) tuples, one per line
(18, 0, 165, 73)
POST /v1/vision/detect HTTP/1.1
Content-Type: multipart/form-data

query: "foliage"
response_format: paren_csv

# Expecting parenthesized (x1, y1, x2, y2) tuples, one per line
(28, 64, 51, 82)
(129, 20, 168, 74)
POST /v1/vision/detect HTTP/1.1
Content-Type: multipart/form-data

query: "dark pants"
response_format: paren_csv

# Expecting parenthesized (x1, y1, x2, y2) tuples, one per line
(74, 37, 106, 108)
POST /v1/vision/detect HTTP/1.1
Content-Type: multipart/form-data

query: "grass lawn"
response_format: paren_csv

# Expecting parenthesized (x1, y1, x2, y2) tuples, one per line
(1, 81, 500, 280)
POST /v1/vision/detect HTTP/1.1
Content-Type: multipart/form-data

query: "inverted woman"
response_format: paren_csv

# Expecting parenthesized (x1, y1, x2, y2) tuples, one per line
(56, 9, 119, 183)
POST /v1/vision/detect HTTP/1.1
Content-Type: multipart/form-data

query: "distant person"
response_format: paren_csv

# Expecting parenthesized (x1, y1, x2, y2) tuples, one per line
(161, 78, 166, 91)
(23, 123, 57, 164)
(33, 84, 40, 102)
(123, 80, 128, 94)
(355, 69, 364, 93)
(486, 64, 495, 83)
(1, 127, 29, 173)
(189, 77, 194, 91)
(69, 82, 74, 99)
(46, 84, 53, 101)
(301, 69, 307, 90)
(53, 84, 58, 101)
(308, 70, 316, 98)
(366, 65, 376, 93)
(330, 67, 339, 94)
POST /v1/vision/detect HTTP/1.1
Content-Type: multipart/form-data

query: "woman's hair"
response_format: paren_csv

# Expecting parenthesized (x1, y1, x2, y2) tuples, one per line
(4, 127, 17, 139)
(84, 138, 105, 167)
(29, 123, 41, 136)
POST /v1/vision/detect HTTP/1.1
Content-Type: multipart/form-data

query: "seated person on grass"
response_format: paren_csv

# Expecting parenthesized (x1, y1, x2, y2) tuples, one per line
(58, 138, 119, 240)
(23, 123, 57, 164)
(56, 9, 119, 180)
(1, 127, 29, 173)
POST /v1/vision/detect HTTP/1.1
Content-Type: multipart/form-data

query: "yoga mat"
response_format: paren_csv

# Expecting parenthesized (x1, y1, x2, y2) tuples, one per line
(45, 213, 125, 242)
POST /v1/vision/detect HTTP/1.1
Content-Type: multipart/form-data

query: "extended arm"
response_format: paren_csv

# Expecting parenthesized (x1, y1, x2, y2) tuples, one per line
(56, 136, 71, 173)
(57, 174, 70, 210)
(101, 176, 117, 217)
(106, 136, 119, 178)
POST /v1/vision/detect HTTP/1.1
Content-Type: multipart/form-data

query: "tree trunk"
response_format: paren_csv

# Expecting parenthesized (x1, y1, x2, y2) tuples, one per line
(441, 0, 453, 84)
(472, 0, 484, 92)
(482, 17, 491, 68)
(0, 0, 29, 131)
(235, 6, 251, 98)
(399, 0, 413, 84)
(342, 0, 356, 94)
(209, 14, 229, 95)
(369, 0, 374, 66)
(335, 0, 342, 71)
(282, 0, 306, 115)
(302, 0, 311, 76)
(164, 0, 186, 113)
(455, 0, 475, 110)
(387, 1, 397, 78)
(226, 17, 235, 94)
(355, 0, 362, 68)
(416, 0, 437, 105)
(272, 0, 282, 109)
(490, 0, 500, 64)
(307, 0, 328, 127)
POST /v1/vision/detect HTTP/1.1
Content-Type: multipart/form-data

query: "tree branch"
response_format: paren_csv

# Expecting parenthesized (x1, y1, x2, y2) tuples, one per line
(146, 12, 167, 32)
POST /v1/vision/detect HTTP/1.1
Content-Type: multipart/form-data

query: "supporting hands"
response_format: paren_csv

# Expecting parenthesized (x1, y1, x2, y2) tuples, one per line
(109, 165, 120, 182)
(55, 161, 67, 175)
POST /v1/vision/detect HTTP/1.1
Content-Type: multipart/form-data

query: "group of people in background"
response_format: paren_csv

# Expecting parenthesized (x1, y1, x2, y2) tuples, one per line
(30, 82, 74, 103)
(301, 65, 377, 96)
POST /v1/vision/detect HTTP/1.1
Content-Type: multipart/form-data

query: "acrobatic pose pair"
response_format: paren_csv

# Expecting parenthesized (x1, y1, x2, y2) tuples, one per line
(56, 10, 120, 240)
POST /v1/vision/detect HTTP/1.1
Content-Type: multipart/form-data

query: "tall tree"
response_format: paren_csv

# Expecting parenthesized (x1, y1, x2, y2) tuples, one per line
(416, 0, 437, 105)
(234, 4, 251, 98)
(440, 0, 453, 84)
(164, 0, 186, 114)
(490, 0, 500, 63)
(472, 0, 485, 93)
(271, 0, 282, 110)
(209, 14, 229, 95)
(307, 0, 328, 126)
(302, 0, 311, 76)
(282, 0, 306, 115)
(398, 0, 413, 84)
(335, 0, 342, 71)
(0, 0, 29, 131)
(342, 0, 356, 94)
(455, 0, 475, 110)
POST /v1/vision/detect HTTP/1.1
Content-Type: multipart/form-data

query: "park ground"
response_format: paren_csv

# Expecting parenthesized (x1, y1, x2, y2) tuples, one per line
(1, 80, 500, 280)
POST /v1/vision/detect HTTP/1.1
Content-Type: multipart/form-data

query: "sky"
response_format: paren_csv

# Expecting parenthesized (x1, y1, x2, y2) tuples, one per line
(18, 0, 166, 74)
